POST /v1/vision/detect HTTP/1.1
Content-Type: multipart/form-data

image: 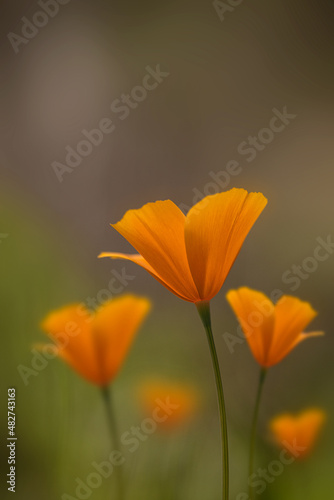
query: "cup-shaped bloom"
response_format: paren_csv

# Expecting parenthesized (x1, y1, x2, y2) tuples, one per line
(270, 409, 327, 459)
(226, 287, 323, 367)
(39, 295, 151, 386)
(99, 188, 267, 303)
(138, 380, 199, 430)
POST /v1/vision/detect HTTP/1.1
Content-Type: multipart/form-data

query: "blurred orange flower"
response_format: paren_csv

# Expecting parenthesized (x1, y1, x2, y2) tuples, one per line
(226, 287, 323, 367)
(39, 295, 151, 386)
(270, 409, 327, 459)
(99, 189, 267, 303)
(138, 380, 199, 429)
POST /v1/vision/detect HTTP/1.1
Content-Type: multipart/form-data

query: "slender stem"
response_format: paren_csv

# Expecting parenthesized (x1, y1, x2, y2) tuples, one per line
(196, 301, 229, 500)
(248, 368, 267, 500)
(101, 386, 125, 500)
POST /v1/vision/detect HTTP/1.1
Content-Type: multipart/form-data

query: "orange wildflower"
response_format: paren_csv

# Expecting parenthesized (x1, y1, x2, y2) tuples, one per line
(270, 409, 327, 459)
(226, 287, 323, 367)
(138, 380, 199, 429)
(39, 295, 151, 386)
(99, 189, 267, 303)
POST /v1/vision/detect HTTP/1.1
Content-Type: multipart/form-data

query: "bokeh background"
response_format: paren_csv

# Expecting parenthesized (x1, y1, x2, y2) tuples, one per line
(1, 0, 333, 498)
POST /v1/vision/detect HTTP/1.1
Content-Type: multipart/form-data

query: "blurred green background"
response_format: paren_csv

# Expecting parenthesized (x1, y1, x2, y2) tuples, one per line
(1, 0, 333, 498)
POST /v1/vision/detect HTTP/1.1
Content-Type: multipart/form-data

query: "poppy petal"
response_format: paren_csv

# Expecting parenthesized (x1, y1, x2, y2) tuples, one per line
(273, 330, 324, 365)
(104, 201, 199, 301)
(91, 295, 151, 385)
(269, 296, 318, 365)
(98, 252, 192, 301)
(226, 287, 275, 366)
(41, 304, 101, 384)
(185, 189, 267, 300)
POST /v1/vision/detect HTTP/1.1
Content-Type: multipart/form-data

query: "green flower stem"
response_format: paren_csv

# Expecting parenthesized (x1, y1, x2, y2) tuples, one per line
(196, 301, 229, 500)
(248, 368, 267, 500)
(101, 386, 125, 500)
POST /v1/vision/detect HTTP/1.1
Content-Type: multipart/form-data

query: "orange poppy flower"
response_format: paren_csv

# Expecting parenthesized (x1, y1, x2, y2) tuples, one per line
(226, 287, 323, 367)
(99, 189, 267, 303)
(138, 380, 199, 430)
(39, 295, 151, 386)
(270, 409, 327, 459)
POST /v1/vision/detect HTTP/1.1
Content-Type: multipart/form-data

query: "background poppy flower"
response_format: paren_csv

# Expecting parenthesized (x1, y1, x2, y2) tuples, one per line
(138, 379, 199, 430)
(226, 287, 323, 367)
(39, 294, 151, 386)
(270, 408, 327, 459)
